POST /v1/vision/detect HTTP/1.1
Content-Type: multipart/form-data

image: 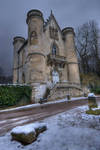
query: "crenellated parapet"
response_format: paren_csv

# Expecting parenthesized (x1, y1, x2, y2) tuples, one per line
(26, 9, 44, 24)
(62, 27, 75, 37)
(13, 36, 25, 45)
(13, 36, 25, 51)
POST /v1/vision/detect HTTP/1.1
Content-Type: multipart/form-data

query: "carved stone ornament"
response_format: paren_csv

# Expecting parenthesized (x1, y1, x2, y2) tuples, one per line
(49, 26, 58, 40)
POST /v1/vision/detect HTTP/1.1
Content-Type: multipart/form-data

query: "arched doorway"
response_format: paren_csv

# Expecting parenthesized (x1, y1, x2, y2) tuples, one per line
(52, 70, 59, 84)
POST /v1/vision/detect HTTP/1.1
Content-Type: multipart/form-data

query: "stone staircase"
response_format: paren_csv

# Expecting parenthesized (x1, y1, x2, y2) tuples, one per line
(47, 82, 83, 101)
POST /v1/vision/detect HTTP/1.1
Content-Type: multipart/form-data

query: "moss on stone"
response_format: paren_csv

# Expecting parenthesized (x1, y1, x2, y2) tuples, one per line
(86, 109, 100, 115)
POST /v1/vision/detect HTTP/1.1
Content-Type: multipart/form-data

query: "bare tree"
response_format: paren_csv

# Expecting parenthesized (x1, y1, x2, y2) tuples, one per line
(0, 66, 4, 76)
(76, 20, 100, 75)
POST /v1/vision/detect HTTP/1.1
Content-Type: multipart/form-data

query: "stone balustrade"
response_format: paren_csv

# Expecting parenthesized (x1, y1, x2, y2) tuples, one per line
(47, 54, 67, 66)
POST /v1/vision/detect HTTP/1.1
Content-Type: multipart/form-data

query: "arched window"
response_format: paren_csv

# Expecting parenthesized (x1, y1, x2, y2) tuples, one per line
(52, 44, 56, 55)
(51, 43, 59, 56)
(30, 31, 37, 45)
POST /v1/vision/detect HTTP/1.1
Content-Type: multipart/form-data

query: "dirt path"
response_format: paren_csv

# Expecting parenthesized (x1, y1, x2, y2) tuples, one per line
(0, 98, 100, 136)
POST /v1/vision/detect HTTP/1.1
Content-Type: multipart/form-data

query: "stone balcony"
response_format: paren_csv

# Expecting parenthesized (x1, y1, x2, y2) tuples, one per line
(56, 82, 81, 89)
(47, 54, 67, 67)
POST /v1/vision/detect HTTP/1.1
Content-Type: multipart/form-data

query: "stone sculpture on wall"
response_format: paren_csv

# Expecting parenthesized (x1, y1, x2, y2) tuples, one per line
(49, 26, 58, 40)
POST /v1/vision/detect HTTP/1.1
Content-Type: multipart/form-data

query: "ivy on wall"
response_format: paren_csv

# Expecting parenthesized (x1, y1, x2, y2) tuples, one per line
(0, 85, 32, 107)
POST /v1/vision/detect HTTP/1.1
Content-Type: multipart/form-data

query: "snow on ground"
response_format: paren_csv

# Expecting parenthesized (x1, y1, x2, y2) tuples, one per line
(11, 123, 46, 134)
(0, 97, 87, 113)
(92, 106, 100, 111)
(0, 105, 100, 150)
(88, 93, 95, 97)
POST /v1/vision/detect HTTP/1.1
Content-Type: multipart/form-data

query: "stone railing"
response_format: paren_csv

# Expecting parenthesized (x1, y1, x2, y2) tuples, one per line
(49, 54, 66, 60)
(47, 54, 67, 65)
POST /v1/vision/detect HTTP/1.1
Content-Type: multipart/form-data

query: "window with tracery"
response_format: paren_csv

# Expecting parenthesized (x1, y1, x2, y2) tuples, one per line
(52, 43, 59, 55)
(52, 44, 56, 55)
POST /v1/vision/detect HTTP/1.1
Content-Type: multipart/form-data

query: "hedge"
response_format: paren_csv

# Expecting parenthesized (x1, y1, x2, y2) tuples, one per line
(0, 85, 32, 107)
(90, 87, 100, 94)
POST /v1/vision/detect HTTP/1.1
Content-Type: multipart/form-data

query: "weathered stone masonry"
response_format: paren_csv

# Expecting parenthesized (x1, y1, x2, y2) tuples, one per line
(13, 9, 83, 103)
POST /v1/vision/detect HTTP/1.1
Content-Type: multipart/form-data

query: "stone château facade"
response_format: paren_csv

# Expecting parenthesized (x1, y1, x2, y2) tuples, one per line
(13, 9, 83, 103)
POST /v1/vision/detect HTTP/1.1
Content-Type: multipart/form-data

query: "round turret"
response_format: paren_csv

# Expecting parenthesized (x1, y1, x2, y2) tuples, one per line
(13, 36, 25, 45)
(62, 27, 80, 84)
(26, 9, 44, 24)
(62, 27, 75, 36)
(26, 9, 44, 46)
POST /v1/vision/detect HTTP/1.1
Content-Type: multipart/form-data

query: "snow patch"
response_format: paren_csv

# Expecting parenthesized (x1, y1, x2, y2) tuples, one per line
(0, 105, 100, 150)
(88, 93, 95, 97)
(11, 123, 46, 134)
(92, 106, 100, 111)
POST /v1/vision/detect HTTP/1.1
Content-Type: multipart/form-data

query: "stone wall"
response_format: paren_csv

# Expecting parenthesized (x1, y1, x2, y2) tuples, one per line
(48, 86, 83, 101)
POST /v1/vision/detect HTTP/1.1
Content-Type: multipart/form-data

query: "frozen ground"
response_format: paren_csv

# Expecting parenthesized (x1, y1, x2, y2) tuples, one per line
(0, 105, 100, 150)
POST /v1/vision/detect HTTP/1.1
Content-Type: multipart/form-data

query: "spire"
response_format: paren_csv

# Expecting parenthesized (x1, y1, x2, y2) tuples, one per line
(51, 9, 53, 15)
(50, 9, 54, 18)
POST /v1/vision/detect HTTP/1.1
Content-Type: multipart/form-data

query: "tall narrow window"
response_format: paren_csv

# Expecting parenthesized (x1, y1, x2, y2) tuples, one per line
(52, 44, 57, 55)
(22, 73, 25, 83)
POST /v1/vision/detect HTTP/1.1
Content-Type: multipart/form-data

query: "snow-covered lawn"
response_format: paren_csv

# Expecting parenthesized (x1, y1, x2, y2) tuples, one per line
(0, 105, 100, 150)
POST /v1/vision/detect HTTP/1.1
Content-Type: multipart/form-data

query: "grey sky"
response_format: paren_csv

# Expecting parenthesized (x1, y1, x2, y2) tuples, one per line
(0, 0, 100, 75)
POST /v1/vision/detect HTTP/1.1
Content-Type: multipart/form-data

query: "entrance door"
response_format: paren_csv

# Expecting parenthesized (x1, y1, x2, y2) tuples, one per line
(52, 70, 59, 84)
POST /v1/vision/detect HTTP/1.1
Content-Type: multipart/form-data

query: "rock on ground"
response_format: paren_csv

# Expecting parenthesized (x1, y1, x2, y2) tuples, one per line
(11, 123, 47, 145)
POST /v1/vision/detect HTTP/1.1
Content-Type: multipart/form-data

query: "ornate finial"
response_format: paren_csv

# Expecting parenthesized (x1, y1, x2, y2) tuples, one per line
(51, 10, 53, 15)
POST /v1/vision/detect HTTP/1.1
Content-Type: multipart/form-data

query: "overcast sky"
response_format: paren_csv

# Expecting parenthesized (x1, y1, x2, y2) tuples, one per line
(0, 0, 100, 75)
